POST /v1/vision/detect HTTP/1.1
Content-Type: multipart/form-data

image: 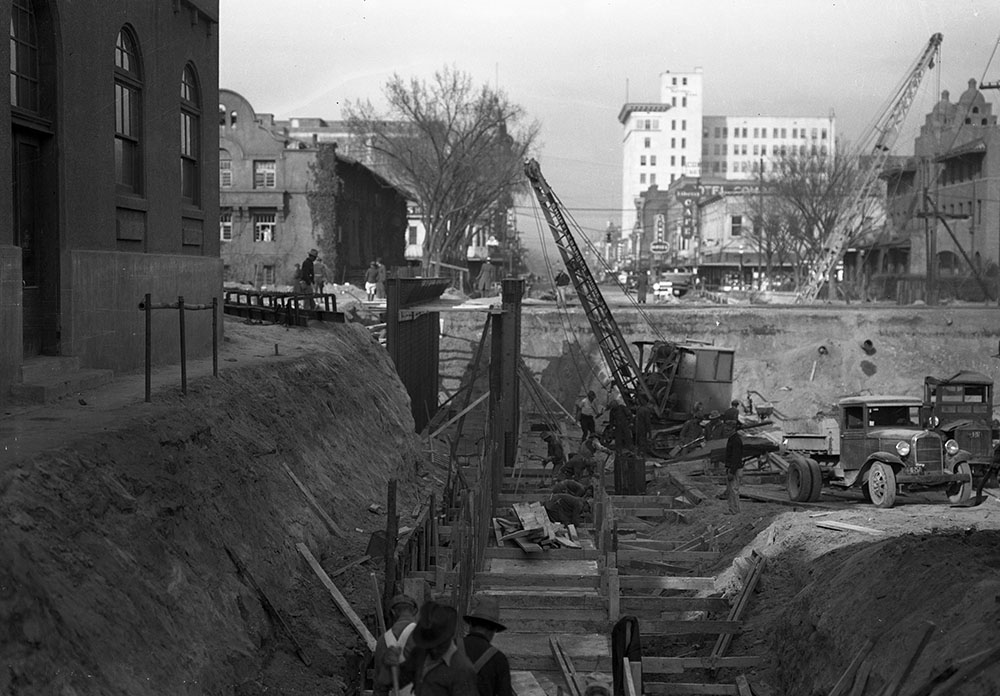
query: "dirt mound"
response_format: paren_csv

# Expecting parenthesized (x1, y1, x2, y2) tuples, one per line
(0, 321, 433, 695)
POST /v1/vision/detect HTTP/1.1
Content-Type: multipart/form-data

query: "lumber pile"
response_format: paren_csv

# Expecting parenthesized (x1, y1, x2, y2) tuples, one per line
(493, 502, 581, 554)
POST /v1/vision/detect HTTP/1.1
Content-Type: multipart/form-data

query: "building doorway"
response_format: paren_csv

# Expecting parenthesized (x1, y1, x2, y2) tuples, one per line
(14, 128, 58, 356)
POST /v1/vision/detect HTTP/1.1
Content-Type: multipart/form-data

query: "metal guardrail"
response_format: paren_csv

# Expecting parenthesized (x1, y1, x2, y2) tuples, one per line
(137, 294, 218, 402)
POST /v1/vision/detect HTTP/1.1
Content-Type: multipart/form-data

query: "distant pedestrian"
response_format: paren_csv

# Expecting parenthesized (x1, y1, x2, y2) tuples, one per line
(393, 602, 477, 696)
(725, 432, 745, 514)
(374, 594, 419, 696)
(376, 257, 387, 299)
(636, 269, 648, 304)
(554, 269, 570, 306)
(365, 261, 380, 301)
(576, 390, 602, 439)
(463, 595, 513, 696)
(300, 248, 319, 309)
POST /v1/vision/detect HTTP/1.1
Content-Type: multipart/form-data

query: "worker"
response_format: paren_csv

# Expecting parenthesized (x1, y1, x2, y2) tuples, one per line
(609, 398, 633, 452)
(634, 401, 654, 455)
(392, 601, 478, 696)
(552, 479, 590, 498)
(576, 390, 602, 440)
(462, 595, 512, 696)
(539, 432, 566, 473)
(374, 594, 419, 696)
(554, 269, 571, 306)
(724, 432, 745, 514)
(702, 410, 723, 440)
(544, 493, 590, 526)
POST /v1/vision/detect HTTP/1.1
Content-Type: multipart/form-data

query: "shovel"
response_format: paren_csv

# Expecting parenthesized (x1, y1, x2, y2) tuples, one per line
(948, 465, 997, 508)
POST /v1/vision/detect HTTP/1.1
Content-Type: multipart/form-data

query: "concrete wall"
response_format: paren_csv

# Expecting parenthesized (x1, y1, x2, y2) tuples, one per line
(440, 305, 1000, 426)
(64, 251, 223, 371)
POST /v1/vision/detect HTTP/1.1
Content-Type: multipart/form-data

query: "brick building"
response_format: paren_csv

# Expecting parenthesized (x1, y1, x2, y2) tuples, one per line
(1, 0, 220, 403)
(218, 89, 407, 288)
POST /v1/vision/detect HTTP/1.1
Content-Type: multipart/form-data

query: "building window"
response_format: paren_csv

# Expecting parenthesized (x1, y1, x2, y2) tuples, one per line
(10, 0, 39, 112)
(253, 212, 276, 242)
(712, 162, 720, 173)
(681, 138, 686, 148)
(671, 138, 676, 148)
(115, 27, 143, 194)
(761, 145, 767, 156)
(639, 173, 646, 184)
(640, 155, 646, 166)
(723, 127, 728, 137)
(753, 145, 759, 155)
(220, 149, 232, 188)
(722, 161, 728, 172)
(652, 119, 659, 129)
(650, 155, 657, 166)
(670, 156, 675, 166)
(681, 156, 686, 166)
(671, 120, 676, 130)
(772, 128, 778, 138)
(722, 144, 727, 155)
(670, 173, 676, 183)
(671, 97, 676, 106)
(753, 128, 759, 138)
(220, 210, 232, 241)
(408, 225, 418, 245)
(731, 215, 743, 236)
(672, 77, 677, 85)
(714, 127, 720, 138)
(682, 119, 687, 130)
(682, 77, 687, 85)
(645, 119, 651, 129)
(254, 160, 276, 188)
(223, 264, 231, 281)
(792, 128, 798, 138)
(781, 128, 787, 138)
(682, 97, 687, 107)
(714, 144, 720, 155)
(644, 137, 651, 148)
(180, 64, 200, 205)
(702, 144, 708, 156)
(821, 128, 828, 139)
(650, 174, 657, 185)
(262, 265, 275, 285)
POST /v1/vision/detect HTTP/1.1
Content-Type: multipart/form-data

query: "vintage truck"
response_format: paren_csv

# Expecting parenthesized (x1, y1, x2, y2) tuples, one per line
(923, 371, 997, 486)
(785, 395, 974, 508)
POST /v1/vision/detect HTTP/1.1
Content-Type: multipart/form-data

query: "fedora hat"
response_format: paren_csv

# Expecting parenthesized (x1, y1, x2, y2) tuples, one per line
(411, 601, 457, 649)
(308, 248, 319, 257)
(463, 594, 507, 632)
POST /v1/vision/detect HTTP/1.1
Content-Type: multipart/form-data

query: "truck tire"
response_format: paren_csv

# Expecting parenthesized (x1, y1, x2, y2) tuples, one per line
(867, 461, 897, 508)
(947, 460, 973, 504)
(805, 458, 823, 502)
(787, 460, 813, 502)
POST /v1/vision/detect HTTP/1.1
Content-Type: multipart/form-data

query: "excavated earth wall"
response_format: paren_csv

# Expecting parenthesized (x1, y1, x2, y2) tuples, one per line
(0, 323, 428, 696)
(441, 305, 1000, 424)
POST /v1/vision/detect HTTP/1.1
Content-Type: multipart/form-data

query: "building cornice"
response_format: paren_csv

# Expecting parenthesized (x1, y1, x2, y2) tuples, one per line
(618, 103, 673, 124)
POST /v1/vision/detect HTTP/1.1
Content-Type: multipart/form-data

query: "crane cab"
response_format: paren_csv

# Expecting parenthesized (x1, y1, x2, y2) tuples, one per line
(635, 340, 735, 420)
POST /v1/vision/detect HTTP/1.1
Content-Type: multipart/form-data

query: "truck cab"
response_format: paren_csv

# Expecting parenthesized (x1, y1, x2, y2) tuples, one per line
(923, 371, 996, 484)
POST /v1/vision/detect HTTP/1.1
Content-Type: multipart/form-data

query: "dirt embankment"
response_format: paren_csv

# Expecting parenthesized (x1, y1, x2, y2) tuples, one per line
(0, 321, 430, 696)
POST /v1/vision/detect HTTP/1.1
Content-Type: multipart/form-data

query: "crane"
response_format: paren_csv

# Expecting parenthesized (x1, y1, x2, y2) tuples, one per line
(524, 158, 736, 428)
(798, 32, 943, 303)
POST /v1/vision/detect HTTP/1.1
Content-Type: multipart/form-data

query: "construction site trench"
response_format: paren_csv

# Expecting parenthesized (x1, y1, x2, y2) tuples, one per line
(1, 303, 999, 696)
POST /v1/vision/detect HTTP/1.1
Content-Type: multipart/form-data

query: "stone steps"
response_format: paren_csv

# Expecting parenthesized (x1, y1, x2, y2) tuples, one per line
(12, 356, 114, 404)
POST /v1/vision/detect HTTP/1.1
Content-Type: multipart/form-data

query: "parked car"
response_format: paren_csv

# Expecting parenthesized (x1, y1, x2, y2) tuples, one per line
(785, 395, 973, 508)
(652, 272, 693, 301)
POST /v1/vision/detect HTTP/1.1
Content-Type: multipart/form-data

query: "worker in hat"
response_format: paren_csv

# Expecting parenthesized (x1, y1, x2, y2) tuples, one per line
(392, 601, 477, 696)
(374, 594, 419, 696)
(300, 248, 319, 309)
(539, 432, 566, 482)
(462, 595, 512, 696)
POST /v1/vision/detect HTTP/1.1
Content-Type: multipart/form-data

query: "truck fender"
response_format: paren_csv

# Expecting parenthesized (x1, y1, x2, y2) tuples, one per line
(855, 452, 903, 487)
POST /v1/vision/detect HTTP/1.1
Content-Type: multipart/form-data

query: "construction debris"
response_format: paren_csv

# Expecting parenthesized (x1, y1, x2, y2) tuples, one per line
(492, 501, 582, 554)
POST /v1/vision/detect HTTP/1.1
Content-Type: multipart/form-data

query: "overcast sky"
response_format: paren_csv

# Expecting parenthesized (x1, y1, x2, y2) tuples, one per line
(220, 0, 1000, 270)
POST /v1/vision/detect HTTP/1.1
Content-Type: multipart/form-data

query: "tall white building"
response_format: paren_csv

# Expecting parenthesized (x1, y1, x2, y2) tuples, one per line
(620, 68, 835, 233)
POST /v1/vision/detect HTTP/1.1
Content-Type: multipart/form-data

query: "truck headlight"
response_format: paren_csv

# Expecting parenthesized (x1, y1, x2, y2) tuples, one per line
(895, 441, 910, 457)
(928, 415, 940, 428)
(945, 439, 960, 455)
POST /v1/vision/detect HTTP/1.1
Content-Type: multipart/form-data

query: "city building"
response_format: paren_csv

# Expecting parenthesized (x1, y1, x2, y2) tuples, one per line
(878, 80, 1000, 301)
(1, 0, 220, 403)
(619, 68, 836, 234)
(218, 89, 408, 288)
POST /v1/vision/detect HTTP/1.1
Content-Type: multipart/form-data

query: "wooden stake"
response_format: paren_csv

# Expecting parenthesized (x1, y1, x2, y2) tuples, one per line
(297, 543, 377, 652)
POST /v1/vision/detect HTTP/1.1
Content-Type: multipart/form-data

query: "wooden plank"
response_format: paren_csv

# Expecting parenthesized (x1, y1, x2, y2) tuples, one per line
(645, 683, 737, 695)
(619, 575, 716, 591)
(642, 656, 764, 674)
(735, 675, 752, 696)
(617, 549, 721, 563)
(475, 572, 601, 589)
(492, 518, 505, 546)
(882, 620, 935, 696)
(568, 524, 579, 541)
(624, 658, 638, 696)
(828, 637, 877, 696)
(428, 391, 490, 439)
(711, 553, 765, 661)
(621, 596, 731, 613)
(281, 462, 343, 536)
(848, 658, 872, 696)
(296, 542, 377, 652)
(513, 536, 545, 554)
(511, 671, 548, 696)
(739, 489, 834, 509)
(550, 636, 583, 696)
(642, 620, 742, 635)
(486, 547, 600, 560)
(815, 520, 885, 536)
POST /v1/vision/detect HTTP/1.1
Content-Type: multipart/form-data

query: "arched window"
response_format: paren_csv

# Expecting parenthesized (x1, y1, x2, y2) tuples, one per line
(219, 103, 226, 126)
(180, 63, 200, 205)
(10, 0, 39, 112)
(115, 27, 143, 194)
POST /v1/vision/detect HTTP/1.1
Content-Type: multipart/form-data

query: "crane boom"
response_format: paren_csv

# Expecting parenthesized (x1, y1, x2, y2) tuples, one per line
(524, 158, 653, 408)
(798, 32, 942, 303)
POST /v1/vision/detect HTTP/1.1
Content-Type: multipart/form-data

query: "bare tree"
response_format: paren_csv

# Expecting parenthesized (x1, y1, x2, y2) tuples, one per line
(760, 143, 868, 298)
(345, 66, 539, 268)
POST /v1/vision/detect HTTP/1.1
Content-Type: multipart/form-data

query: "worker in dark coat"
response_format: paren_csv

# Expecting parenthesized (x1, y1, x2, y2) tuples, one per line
(609, 398, 633, 452)
(462, 595, 512, 696)
(544, 494, 590, 526)
(393, 602, 478, 696)
(300, 248, 318, 308)
(540, 432, 566, 472)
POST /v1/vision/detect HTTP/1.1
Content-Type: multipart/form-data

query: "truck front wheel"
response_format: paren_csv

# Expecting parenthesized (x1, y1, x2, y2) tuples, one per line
(867, 462, 897, 508)
(946, 460, 973, 504)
